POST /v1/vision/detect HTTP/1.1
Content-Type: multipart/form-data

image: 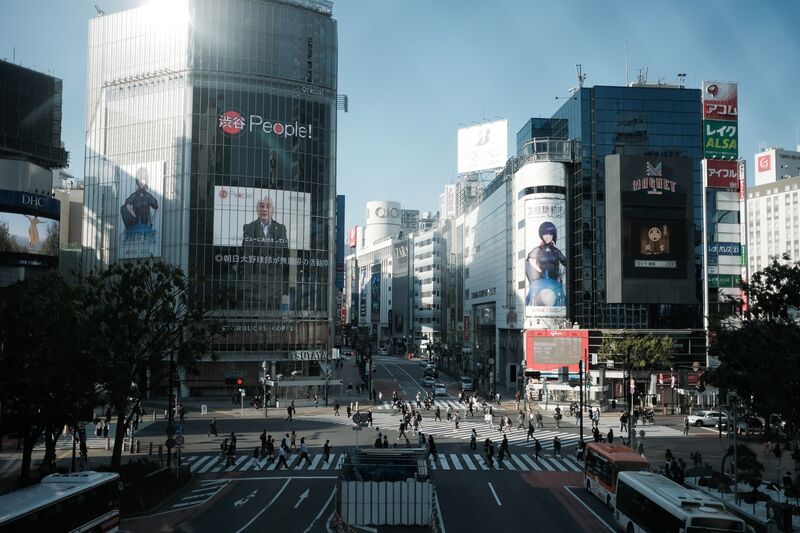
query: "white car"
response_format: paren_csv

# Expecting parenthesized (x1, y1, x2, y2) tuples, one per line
(422, 376, 436, 387)
(460, 376, 475, 392)
(433, 383, 447, 396)
(687, 410, 728, 427)
(378, 347, 389, 355)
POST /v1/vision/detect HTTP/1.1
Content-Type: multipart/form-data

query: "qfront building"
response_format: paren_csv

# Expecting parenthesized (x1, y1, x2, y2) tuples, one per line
(82, 0, 338, 396)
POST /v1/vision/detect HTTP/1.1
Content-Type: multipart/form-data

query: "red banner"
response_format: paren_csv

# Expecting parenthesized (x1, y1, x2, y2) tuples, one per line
(348, 226, 358, 248)
(705, 159, 739, 189)
(702, 81, 738, 121)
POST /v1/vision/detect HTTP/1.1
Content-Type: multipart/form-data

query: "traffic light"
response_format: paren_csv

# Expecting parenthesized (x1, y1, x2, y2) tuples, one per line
(225, 376, 245, 386)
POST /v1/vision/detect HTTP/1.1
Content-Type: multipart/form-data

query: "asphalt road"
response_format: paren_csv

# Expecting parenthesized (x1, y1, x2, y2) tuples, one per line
(118, 353, 767, 533)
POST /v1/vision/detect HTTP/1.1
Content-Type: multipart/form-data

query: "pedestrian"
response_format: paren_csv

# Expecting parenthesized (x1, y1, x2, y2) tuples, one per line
(314, 394, 319, 408)
(486, 439, 495, 467)
(554, 405, 562, 428)
(266, 436, 275, 463)
(607, 428, 614, 444)
(208, 418, 218, 437)
(501, 435, 510, 458)
(527, 420, 535, 442)
(383, 435, 388, 448)
(374, 433, 382, 448)
(290, 430, 297, 452)
(105, 407, 112, 425)
(517, 411, 525, 429)
(497, 440, 506, 468)
(683, 416, 690, 436)
(96, 422, 102, 438)
(286, 403, 294, 421)
(620, 411, 628, 433)
(367, 409, 373, 427)
(277, 445, 289, 469)
(416, 392, 421, 409)
(334, 401, 340, 416)
(323, 440, 331, 463)
(178, 403, 186, 422)
(514, 391, 521, 412)
(553, 436, 561, 458)
(347, 404, 352, 418)
(454, 412, 460, 430)
(467, 402, 474, 417)
(534, 438, 542, 460)
(506, 416, 513, 433)
(226, 432, 237, 466)
(398, 420, 407, 441)
(427, 435, 438, 462)
(347, 382, 353, 395)
(260, 430, 267, 451)
(435, 406, 442, 422)
(536, 411, 544, 428)
(418, 432, 426, 448)
(297, 437, 311, 466)
(470, 429, 477, 451)
(447, 406, 453, 421)
(637, 439, 645, 457)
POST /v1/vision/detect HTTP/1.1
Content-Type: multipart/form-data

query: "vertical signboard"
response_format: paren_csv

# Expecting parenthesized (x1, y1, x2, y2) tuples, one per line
(523, 194, 567, 320)
(359, 265, 368, 320)
(370, 264, 381, 323)
(118, 161, 163, 259)
(702, 81, 738, 161)
(335, 195, 345, 289)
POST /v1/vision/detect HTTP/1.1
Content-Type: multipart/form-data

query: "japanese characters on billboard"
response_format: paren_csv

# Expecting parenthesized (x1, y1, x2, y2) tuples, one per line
(623, 218, 688, 273)
(118, 162, 163, 259)
(704, 159, 739, 190)
(359, 265, 368, 319)
(457, 119, 508, 174)
(702, 81, 738, 160)
(703, 120, 738, 160)
(0, 190, 60, 267)
(702, 81, 738, 121)
(523, 329, 588, 373)
(370, 265, 381, 323)
(523, 195, 567, 320)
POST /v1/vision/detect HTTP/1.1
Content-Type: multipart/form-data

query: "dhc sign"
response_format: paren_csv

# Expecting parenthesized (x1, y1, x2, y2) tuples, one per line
(707, 242, 741, 256)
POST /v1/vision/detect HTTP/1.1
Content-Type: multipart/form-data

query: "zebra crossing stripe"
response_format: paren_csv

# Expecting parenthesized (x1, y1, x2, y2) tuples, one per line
(320, 454, 336, 470)
(439, 455, 450, 470)
(548, 456, 569, 472)
(198, 456, 220, 474)
(563, 456, 583, 471)
(335, 454, 345, 470)
(499, 456, 516, 470)
(450, 454, 462, 470)
(428, 457, 437, 470)
(510, 455, 528, 471)
(461, 454, 476, 470)
(308, 455, 323, 470)
(538, 457, 556, 471)
(225, 456, 248, 472)
(474, 454, 489, 471)
(520, 455, 541, 471)
(239, 458, 257, 471)
(265, 457, 279, 471)
(190, 456, 210, 472)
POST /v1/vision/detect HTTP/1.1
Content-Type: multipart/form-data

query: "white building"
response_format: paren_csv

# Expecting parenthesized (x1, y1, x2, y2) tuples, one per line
(746, 174, 800, 273)
(754, 147, 800, 186)
(439, 184, 457, 220)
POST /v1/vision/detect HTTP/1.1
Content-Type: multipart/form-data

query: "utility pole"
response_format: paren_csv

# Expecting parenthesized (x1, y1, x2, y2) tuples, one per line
(578, 359, 584, 442)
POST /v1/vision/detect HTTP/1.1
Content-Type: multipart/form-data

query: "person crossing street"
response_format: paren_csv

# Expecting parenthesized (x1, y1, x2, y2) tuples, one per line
(527, 420, 535, 442)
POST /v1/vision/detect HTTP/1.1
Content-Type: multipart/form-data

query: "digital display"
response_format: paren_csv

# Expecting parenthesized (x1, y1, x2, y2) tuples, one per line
(623, 218, 687, 277)
(531, 336, 583, 366)
(0, 190, 60, 267)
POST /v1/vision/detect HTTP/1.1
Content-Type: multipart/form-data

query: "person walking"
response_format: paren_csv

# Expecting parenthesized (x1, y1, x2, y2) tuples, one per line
(398, 420, 408, 441)
(346, 404, 352, 419)
(683, 416, 690, 436)
(265, 435, 275, 464)
(497, 439, 506, 469)
(367, 409, 373, 427)
(607, 428, 614, 444)
(454, 412, 461, 430)
(484, 438, 494, 467)
(506, 416, 513, 433)
(382, 435, 389, 448)
(467, 402, 474, 417)
(290, 430, 297, 452)
(427, 435, 438, 462)
(536, 410, 544, 429)
(527, 420, 535, 442)
(276, 445, 289, 469)
(286, 402, 294, 421)
(260, 430, 267, 452)
(323, 440, 331, 463)
(446, 406, 453, 422)
(553, 436, 562, 458)
(226, 432, 237, 466)
(313, 394, 319, 408)
(334, 401, 340, 416)
(554, 405, 562, 428)
(434, 406, 442, 422)
(500, 435, 511, 458)
(534, 438, 542, 460)
(208, 418, 218, 437)
(297, 437, 311, 467)
(517, 411, 525, 430)
(470, 429, 477, 451)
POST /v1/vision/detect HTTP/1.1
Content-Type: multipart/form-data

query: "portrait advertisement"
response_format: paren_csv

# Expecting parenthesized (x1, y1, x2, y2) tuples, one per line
(523, 195, 567, 319)
(118, 161, 163, 259)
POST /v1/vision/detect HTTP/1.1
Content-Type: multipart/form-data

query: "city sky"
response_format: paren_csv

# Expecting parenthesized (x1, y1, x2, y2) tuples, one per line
(3, 0, 799, 230)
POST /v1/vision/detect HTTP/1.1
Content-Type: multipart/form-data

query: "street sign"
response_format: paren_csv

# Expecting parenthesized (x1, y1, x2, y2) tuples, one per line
(174, 435, 185, 446)
(352, 413, 363, 424)
(166, 437, 176, 449)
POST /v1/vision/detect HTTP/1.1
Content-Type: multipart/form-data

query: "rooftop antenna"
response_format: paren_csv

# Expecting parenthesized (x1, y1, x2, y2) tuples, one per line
(625, 36, 629, 86)
(576, 64, 586, 88)
(677, 73, 686, 88)
(95, 4, 105, 16)
(637, 67, 648, 85)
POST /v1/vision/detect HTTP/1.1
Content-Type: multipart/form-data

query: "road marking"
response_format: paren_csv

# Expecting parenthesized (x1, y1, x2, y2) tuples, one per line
(549, 457, 569, 472)
(197, 456, 220, 473)
(190, 456, 210, 472)
(234, 489, 258, 509)
(563, 487, 615, 532)
(303, 488, 337, 533)
(474, 454, 489, 470)
(520, 455, 541, 471)
(235, 478, 291, 533)
(511, 455, 528, 471)
(564, 456, 583, 471)
(240, 458, 257, 471)
(294, 488, 310, 508)
(335, 454, 345, 470)
(439, 455, 449, 470)
(461, 454, 476, 470)
(308, 454, 322, 470)
(487, 482, 502, 506)
(320, 453, 336, 470)
(450, 454, 462, 470)
(192, 486, 220, 494)
(226, 455, 248, 472)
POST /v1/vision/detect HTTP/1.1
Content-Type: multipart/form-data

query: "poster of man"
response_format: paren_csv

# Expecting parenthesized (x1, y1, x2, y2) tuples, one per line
(118, 162, 163, 258)
(524, 196, 567, 319)
(241, 195, 288, 249)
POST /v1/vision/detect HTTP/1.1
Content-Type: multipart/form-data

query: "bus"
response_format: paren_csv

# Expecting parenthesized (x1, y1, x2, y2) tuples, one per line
(0, 471, 121, 532)
(583, 442, 650, 509)
(615, 471, 749, 533)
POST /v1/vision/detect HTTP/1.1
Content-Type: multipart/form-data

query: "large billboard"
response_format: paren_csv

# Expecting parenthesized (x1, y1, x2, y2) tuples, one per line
(704, 159, 739, 190)
(702, 81, 738, 160)
(523, 195, 567, 320)
(370, 264, 381, 323)
(359, 265, 368, 320)
(702, 81, 738, 121)
(457, 119, 508, 174)
(118, 162, 163, 259)
(523, 329, 588, 373)
(0, 190, 60, 267)
(213, 185, 310, 249)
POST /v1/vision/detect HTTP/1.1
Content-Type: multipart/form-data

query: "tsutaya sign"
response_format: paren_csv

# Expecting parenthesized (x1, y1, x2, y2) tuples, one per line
(290, 350, 327, 360)
(218, 110, 314, 138)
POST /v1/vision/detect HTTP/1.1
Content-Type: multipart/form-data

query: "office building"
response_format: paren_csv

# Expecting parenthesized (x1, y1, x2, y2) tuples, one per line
(746, 174, 800, 273)
(754, 147, 800, 186)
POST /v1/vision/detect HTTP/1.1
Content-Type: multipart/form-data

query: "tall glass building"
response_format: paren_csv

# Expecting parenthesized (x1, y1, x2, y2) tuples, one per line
(82, 0, 338, 395)
(519, 85, 703, 329)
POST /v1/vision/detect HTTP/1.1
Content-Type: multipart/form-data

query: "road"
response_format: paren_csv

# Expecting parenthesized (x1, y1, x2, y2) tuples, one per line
(119, 353, 745, 533)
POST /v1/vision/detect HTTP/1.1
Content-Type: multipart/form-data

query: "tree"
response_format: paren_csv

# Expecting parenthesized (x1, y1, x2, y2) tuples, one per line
(0, 272, 99, 484)
(709, 255, 800, 438)
(81, 259, 223, 471)
(598, 331, 674, 442)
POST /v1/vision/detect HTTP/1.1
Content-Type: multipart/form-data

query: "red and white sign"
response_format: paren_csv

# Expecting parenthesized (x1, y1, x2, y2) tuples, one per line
(757, 154, 771, 172)
(348, 226, 358, 248)
(218, 109, 314, 139)
(705, 159, 739, 190)
(702, 81, 738, 121)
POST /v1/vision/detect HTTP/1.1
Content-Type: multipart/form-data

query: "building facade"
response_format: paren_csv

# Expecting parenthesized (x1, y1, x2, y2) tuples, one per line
(82, 0, 338, 396)
(747, 174, 800, 273)
(754, 147, 800, 186)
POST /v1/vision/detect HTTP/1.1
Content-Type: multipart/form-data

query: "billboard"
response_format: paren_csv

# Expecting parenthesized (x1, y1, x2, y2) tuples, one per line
(523, 329, 588, 373)
(348, 225, 358, 248)
(335, 195, 345, 289)
(623, 218, 687, 272)
(702, 81, 738, 121)
(0, 190, 60, 267)
(704, 159, 739, 190)
(457, 119, 508, 174)
(523, 195, 567, 320)
(118, 162, 163, 259)
(703, 120, 738, 160)
(213, 185, 310, 249)
(359, 266, 368, 319)
(370, 265, 381, 323)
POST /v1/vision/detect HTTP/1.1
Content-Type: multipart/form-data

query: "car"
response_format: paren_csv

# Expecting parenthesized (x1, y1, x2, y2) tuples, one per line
(687, 410, 728, 427)
(423, 367, 438, 379)
(422, 376, 436, 387)
(460, 376, 475, 392)
(377, 347, 389, 356)
(716, 416, 763, 435)
(418, 359, 432, 367)
(433, 383, 447, 396)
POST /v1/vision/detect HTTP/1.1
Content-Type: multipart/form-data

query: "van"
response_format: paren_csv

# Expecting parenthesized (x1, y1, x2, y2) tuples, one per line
(460, 376, 474, 392)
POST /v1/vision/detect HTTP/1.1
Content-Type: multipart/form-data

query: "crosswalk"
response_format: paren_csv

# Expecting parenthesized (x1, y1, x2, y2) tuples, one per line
(169, 478, 228, 510)
(373, 399, 466, 411)
(306, 411, 581, 450)
(182, 452, 583, 474)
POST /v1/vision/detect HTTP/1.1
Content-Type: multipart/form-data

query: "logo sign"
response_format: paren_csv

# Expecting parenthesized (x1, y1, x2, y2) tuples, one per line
(702, 81, 738, 121)
(705, 160, 739, 190)
(632, 161, 677, 194)
(366, 206, 400, 219)
(758, 154, 771, 172)
(218, 109, 313, 139)
(707, 242, 741, 256)
(457, 119, 508, 174)
(703, 120, 738, 159)
(393, 244, 409, 260)
(290, 350, 326, 361)
(709, 274, 742, 288)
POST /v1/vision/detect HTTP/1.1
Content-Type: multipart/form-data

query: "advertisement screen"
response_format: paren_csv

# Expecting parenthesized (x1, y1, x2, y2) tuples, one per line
(623, 218, 687, 275)
(0, 190, 60, 267)
(703, 120, 738, 160)
(214, 185, 310, 249)
(370, 266, 381, 322)
(524, 329, 588, 372)
(524, 195, 567, 320)
(118, 162, 163, 259)
(359, 266, 368, 319)
(457, 119, 508, 174)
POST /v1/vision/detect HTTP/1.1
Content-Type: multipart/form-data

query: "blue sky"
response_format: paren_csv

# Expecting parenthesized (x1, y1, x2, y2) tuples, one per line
(3, 0, 799, 230)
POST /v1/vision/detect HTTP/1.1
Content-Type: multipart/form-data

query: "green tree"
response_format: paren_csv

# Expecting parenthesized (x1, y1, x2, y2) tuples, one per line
(0, 272, 99, 484)
(709, 255, 800, 438)
(598, 331, 674, 441)
(81, 259, 223, 471)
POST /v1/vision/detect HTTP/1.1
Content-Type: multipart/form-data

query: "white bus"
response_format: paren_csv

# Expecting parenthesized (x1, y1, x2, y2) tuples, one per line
(615, 471, 749, 533)
(0, 471, 121, 532)
(583, 442, 650, 509)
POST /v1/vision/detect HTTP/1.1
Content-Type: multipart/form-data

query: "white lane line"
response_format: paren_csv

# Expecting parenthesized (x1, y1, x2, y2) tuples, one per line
(302, 488, 337, 533)
(461, 454, 476, 470)
(192, 486, 221, 494)
(563, 487, 615, 532)
(450, 454, 462, 470)
(235, 479, 292, 533)
(190, 456, 210, 472)
(520, 455, 541, 471)
(198, 456, 220, 474)
(487, 482, 502, 506)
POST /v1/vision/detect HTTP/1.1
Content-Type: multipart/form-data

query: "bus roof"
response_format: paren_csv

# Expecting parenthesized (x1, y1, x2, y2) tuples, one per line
(0, 471, 119, 524)
(585, 442, 649, 464)
(618, 471, 726, 511)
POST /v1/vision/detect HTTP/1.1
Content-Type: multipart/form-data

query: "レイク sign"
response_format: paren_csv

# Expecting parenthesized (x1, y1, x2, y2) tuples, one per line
(218, 110, 313, 138)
